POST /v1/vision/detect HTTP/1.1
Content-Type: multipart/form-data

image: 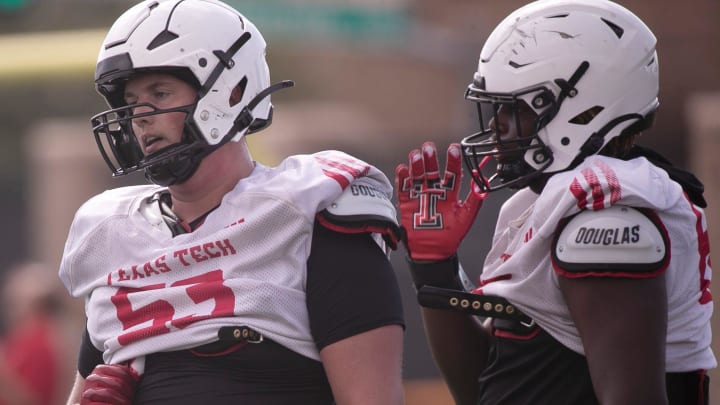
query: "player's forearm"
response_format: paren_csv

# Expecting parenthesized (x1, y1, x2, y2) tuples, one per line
(322, 325, 405, 405)
(65, 372, 84, 405)
(421, 308, 490, 405)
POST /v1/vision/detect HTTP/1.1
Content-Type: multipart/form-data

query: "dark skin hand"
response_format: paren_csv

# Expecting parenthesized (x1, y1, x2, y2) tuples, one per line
(559, 273, 668, 405)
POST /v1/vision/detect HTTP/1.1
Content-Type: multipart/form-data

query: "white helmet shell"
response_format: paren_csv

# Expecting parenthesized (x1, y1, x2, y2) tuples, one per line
(473, 0, 659, 176)
(96, 0, 272, 145)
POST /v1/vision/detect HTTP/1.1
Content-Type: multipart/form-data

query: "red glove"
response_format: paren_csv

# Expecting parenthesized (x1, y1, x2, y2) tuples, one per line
(81, 364, 139, 405)
(395, 142, 487, 261)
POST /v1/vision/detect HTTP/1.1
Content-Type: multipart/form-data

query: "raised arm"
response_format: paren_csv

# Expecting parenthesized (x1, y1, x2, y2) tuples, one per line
(395, 142, 490, 404)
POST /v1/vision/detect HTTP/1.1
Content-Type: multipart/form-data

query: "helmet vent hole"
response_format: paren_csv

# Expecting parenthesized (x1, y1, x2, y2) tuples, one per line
(561, 137, 570, 146)
(569, 106, 604, 125)
(229, 76, 248, 107)
(545, 13, 568, 19)
(147, 30, 179, 51)
(509, 61, 532, 69)
(601, 18, 624, 39)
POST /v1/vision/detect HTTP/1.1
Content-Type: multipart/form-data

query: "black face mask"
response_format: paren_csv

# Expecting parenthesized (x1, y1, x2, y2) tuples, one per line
(91, 100, 201, 182)
(142, 139, 215, 186)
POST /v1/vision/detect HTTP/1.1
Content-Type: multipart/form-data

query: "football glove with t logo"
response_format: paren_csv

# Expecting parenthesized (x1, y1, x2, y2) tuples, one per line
(395, 142, 487, 262)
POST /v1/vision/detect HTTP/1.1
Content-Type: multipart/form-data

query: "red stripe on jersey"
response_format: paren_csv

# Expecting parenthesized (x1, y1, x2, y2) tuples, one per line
(596, 160, 621, 204)
(689, 197, 713, 304)
(472, 275, 512, 295)
(321, 169, 351, 189)
(582, 167, 605, 210)
(478, 273, 512, 287)
(315, 156, 368, 177)
(570, 178, 588, 209)
(570, 162, 622, 210)
(315, 156, 370, 189)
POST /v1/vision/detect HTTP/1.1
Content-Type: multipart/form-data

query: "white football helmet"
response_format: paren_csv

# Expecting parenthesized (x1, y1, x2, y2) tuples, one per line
(91, 0, 293, 186)
(461, 0, 659, 192)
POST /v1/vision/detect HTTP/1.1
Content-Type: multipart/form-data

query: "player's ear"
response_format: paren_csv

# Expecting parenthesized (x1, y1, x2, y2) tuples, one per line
(229, 77, 248, 107)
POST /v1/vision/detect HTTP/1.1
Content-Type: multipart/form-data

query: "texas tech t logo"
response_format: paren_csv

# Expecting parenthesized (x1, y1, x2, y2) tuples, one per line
(402, 173, 456, 230)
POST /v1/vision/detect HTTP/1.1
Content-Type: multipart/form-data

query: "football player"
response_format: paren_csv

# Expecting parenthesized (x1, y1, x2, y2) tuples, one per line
(396, 0, 715, 404)
(59, 1, 405, 404)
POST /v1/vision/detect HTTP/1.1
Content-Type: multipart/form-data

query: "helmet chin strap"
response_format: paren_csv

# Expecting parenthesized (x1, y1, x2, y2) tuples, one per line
(144, 80, 296, 187)
(497, 159, 538, 190)
(143, 143, 205, 187)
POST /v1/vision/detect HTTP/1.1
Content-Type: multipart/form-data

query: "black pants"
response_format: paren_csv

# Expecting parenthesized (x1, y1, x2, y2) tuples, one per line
(666, 370, 709, 405)
(478, 319, 710, 405)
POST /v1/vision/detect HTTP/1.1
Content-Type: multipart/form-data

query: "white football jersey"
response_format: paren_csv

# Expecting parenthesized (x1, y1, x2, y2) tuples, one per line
(59, 151, 394, 365)
(477, 155, 716, 372)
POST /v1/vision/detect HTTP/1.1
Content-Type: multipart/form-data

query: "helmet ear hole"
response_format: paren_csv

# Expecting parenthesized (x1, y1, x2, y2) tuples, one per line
(230, 76, 248, 107)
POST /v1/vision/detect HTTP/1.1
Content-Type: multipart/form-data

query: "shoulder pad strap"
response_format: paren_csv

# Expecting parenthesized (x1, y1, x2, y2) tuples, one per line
(552, 206, 669, 278)
(138, 192, 175, 237)
(317, 179, 401, 250)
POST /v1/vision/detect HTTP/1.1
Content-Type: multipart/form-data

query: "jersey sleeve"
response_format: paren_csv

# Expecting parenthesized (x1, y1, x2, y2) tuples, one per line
(551, 205, 670, 278)
(306, 221, 405, 351)
(267, 150, 395, 224)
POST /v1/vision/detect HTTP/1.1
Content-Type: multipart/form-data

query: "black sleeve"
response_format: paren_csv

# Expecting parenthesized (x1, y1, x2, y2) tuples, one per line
(78, 326, 104, 378)
(306, 220, 405, 351)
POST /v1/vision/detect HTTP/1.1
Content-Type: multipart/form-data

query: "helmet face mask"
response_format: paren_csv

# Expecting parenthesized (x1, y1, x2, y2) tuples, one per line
(461, 0, 659, 193)
(91, 0, 293, 186)
(462, 79, 558, 192)
(91, 100, 203, 183)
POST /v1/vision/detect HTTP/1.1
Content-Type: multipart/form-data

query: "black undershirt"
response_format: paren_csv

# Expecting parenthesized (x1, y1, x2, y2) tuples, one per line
(78, 220, 404, 404)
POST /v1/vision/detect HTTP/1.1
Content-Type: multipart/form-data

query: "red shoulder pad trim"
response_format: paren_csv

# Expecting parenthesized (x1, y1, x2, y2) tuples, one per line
(316, 211, 401, 250)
